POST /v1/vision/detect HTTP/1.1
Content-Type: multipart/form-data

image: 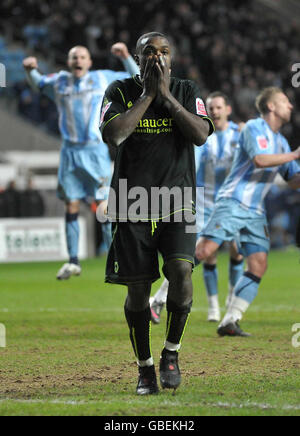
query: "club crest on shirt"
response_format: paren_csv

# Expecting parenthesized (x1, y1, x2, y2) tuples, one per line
(196, 98, 207, 116)
(257, 136, 269, 150)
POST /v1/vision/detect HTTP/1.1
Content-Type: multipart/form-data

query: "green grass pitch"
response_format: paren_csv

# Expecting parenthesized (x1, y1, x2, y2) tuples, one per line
(0, 249, 299, 416)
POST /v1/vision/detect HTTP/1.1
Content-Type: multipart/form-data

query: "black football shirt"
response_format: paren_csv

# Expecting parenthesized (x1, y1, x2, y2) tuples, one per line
(100, 75, 214, 221)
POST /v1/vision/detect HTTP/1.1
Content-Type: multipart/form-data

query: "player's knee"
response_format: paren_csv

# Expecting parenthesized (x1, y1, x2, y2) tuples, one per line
(164, 261, 193, 307)
(196, 244, 213, 261)
(165, 260, 192, 284)
(166, 297, 193, 315)
(260, 262, 268, 277)
(66, 201, 80, 214)
(248, 254, 268, 278)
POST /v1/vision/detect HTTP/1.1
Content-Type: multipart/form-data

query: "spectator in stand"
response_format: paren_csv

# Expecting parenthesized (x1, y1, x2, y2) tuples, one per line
(23, 20, 49, 53)
(0, 187, 6, 218)
(15, 81, 40, 122)
(19, 178, 45, 218)
(3, 180, 20, 218)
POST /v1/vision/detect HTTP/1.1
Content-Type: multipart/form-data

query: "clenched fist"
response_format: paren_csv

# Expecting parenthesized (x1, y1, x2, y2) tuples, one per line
(111, 42, 129, 60)
(23, 57, 38, 71)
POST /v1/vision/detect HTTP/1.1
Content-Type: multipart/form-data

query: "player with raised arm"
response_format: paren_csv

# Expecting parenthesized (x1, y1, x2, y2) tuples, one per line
(150, 92, 244, 324)
(195, 87, 300, 337)
(100, 32, 214, 395)
(23, 43, 139, 280)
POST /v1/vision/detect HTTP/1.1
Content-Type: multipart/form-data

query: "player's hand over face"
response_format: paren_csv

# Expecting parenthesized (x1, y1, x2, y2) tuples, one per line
(23, 57, 38, 71)
(142, 56, 158, 100)
(155, 55, 171, 101)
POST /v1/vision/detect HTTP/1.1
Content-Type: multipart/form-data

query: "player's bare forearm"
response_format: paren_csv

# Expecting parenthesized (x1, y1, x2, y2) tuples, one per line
(103, 56, 157, 147)
(155, 56, 209, 145)
(254, 149, 300, 169)
(164, 95, 210, 145)
(102, 94, 153, 147)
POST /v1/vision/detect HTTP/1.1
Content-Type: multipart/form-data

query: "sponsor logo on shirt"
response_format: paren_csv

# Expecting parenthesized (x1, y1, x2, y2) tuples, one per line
(257, 136, 269, 150)
(134, 117, 173, 134)
(196, 98, 207, 116)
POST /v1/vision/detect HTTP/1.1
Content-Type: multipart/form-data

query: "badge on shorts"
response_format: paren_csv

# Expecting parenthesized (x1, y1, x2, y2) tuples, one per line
(114, 262, 119, 274)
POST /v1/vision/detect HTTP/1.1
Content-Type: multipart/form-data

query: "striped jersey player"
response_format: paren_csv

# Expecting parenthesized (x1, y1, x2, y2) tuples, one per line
(195, 87, 300, 337)
(217, 119, 297, 215)
(23, 44, 139, 280)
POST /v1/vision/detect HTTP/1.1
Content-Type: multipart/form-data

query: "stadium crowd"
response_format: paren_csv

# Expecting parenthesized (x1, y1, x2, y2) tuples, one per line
(0, 179, 45, 218)
(1, 0, 300, 144)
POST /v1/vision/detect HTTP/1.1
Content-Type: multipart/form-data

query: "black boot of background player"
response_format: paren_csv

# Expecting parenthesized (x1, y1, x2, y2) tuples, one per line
(217, 322, 251, 337)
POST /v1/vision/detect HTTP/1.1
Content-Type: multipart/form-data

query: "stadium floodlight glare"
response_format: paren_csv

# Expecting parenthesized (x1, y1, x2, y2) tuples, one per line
(291, 63, 300, 88)
(0, 324, 6, 348)
(0, 63, 6, 88)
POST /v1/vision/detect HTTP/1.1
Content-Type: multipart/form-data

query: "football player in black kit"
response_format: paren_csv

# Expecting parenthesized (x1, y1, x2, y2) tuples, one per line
(100, 32, 214, 395)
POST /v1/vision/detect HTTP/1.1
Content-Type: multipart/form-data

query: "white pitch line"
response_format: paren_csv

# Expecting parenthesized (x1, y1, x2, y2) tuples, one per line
(0, 398, 300, 411)
(0, 308, 122, 313)
(0, 305, 299, 314)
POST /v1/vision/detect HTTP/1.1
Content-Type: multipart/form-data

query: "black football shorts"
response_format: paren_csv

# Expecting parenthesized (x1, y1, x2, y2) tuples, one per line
(105, 219, 196, 285)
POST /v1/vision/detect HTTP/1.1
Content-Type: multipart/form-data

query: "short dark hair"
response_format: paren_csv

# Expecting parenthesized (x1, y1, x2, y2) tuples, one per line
(206, 91, 231, 106)
(136, 32, 168, 53)
(255, 87, 283, 115)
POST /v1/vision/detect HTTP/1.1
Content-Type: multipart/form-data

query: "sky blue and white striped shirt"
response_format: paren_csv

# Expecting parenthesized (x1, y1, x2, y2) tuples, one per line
(217, 117, 300, 215)
(39, 70, 131, 144)
(30, 61, 139, 145)
(195, 120, 240, 210)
